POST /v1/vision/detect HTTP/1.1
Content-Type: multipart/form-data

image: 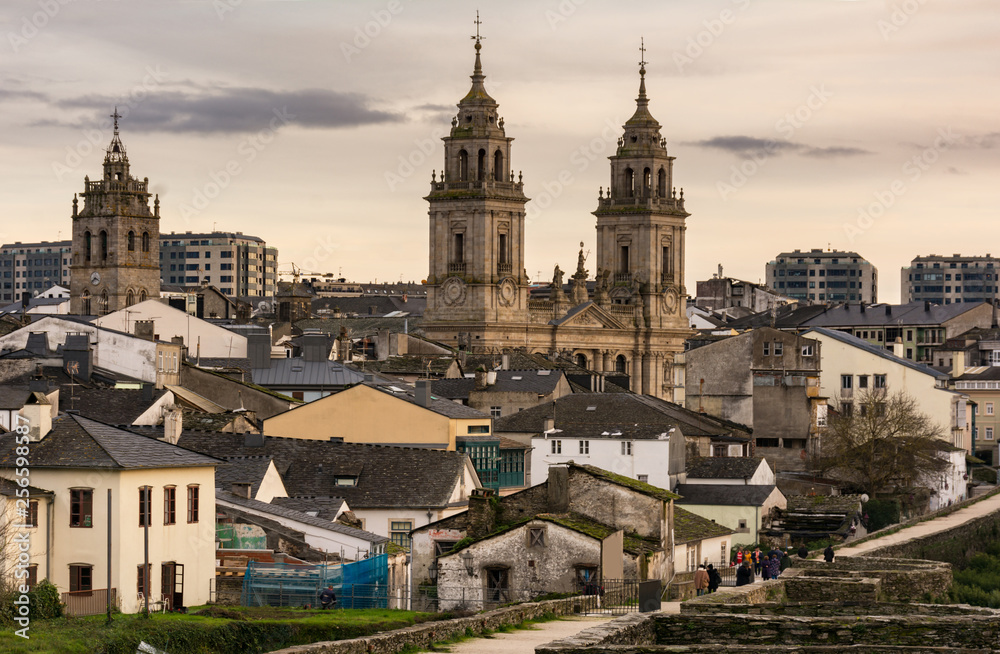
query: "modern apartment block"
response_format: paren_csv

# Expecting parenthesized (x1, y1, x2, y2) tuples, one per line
(0, 240, 73, 303)
(901, 254, 999, 305)
(765, 249, 877, 304)
(159, 231, 278, 298)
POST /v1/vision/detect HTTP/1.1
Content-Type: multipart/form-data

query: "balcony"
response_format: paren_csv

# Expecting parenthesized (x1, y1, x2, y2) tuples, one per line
(840, 387, 854, 400)
(448, 262, 467, 275)
(497, 263, 512, 276)
(615, 273, 633, 284)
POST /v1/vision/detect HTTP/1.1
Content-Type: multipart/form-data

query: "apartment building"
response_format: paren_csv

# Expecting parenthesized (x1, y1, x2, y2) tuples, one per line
(901, 254, 999, 305)
(159, 231, 277, 298)
(0, 240, 73, 303)
(766, 249, 877, 304)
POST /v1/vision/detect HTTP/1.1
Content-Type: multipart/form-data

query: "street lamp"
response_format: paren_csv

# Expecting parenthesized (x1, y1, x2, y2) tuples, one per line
(461, 550, 475, 576)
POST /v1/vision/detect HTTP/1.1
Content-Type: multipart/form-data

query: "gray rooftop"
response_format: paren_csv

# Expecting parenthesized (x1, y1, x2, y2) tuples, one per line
(216, 490, 386, 544)
(674, 484, 779, 507)
(802, 327, 949, 380)
(252, 357, 366, 389)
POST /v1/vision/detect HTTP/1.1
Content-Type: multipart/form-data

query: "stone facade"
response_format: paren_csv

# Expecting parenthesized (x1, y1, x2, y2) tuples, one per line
(70, 112, 160, 315)
(421, 39, 690, 400)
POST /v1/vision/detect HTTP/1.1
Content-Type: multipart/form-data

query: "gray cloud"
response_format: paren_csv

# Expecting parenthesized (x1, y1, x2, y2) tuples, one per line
(30, 87, 403, 134)
(687, 135, 870, 158)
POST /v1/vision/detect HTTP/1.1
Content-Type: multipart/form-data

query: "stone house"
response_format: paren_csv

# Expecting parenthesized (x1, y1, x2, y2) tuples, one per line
(431, 369, 572, 419)
(684, 327, 825, 471)
(673, 483, 786, 549)
(409, 463, 679, 602)
(673, 506, 735, 572)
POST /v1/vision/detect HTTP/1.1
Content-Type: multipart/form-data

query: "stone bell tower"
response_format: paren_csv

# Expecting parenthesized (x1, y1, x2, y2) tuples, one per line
(593, 43, 689, 331)
(423, 21, 530, 329)
(70, 110, 161, 316)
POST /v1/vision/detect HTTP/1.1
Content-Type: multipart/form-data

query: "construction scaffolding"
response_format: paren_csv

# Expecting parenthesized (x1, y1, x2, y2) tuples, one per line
(241, 553, 388, 608)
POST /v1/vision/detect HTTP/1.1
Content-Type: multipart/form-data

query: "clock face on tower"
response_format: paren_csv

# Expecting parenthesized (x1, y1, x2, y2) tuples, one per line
(90, 272, 101, 286)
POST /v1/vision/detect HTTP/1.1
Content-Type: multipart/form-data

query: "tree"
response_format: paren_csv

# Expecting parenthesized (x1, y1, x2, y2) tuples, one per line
(818, 389, 950, 497)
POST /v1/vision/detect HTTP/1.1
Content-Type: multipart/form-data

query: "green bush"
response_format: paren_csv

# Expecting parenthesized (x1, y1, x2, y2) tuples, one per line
(863, 498, 900, 532)
(972, 467, 999, 484)
(0, 579, 64, 624)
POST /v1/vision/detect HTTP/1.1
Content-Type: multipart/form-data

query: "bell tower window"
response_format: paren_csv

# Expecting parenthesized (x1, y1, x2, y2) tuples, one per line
(643, 168, 651, 197)
(100, 231, 108, 261)
(453, 233, 465, 264)
(624, 168, 634, 197)
(499, 233, 508, 265)
(494, 150, 504, 182)
(141, 232, 150, 253)
(478, 149, 486, 180)
(657, 168, 667, 197)
(127, 231, 135, 252)
(619, 245, 630, 274)
(126, 290, 134, 307)
(662, 246, 671, 281)
(84, 231, 92, 262)
(459, 150, 469, 181)
(82, 291, 91, 316)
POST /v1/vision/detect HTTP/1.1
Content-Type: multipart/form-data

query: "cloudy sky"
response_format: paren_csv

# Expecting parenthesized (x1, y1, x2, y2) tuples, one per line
(2, 0, 998, 302)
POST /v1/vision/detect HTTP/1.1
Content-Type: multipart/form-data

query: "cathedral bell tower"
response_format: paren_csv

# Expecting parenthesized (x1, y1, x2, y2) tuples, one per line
(593, 44, 689, 331)
(423, 22, 530, 328)
(69, 110, 161, 316)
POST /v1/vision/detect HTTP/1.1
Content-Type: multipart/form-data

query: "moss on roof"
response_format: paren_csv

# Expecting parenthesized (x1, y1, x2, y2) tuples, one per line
(570, 463, 681, 502)
(187, 362, 301, 404)
(673, 506, 735, 544)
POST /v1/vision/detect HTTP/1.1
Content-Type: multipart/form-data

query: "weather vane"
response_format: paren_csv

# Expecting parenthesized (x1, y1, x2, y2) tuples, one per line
(472, 10, 483, 44)
(111, 106, 121, 132)
(639, 37, 647, 69)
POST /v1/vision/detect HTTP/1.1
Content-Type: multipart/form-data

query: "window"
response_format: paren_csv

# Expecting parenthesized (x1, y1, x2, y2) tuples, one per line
(841, 375, 853, 389)
(490, 406, 502, 418)
(987, 428, 995, 441)
(579, 440, 589, 454)
(163, 487, 176, 525)
(100, 230, 108, 260)
(187, 485, 199, 523)
(142, 232, 150, 252)
(139, 486, 152, 527)
(70, 564, 92, 592)
(26, 565, 37, 589)
(987, 403, 994, 416)
(551, 439, 562, 454)
(637, 474, 648, 482)
(773, 342, 783, 356)
(390, 520, 412, 550)
(467, 425, 490, 434)
(434, 540, 459, 556)
(70, 489, 93, 528)
(529, 527, 546, 547)
(23, 499, 39, 528)
(858, 375, 869, 389)
(801, 345, 813, 356)
(737, 519, 748, 532)
(874, 374, 887, 389)
(137, 563, 152, 597)
(621, 441, 632, 455)
(762, 342, 770, 356)
(334, 477, 357, 486)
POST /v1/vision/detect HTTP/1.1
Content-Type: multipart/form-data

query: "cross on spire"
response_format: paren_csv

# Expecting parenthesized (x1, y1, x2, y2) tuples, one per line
(472, 10, 483, 44)
(639, 37, 647, 70)
(111, 106, 121, 133)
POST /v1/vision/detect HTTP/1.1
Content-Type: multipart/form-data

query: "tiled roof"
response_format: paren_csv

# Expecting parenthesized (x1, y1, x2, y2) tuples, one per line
(0, 414, 221, 470)
(726, 304, 832, 330)
(801, 327, 949, 380)
(674, 484, 779, 507)
(214, 456, 277, 498)
(252, 357, 365, 388)
(785, 494, 864, 514)
(686, 456, 765, 480)
(432, 370, 564, 400)
(216, 490, 387, 543)
(364, 355, 456, 376)
(673, 506, 735, 544)
(0, 477, 53, 497)
(270, 496, 348, 521)
(800, 301, 989, 329)
(57, 387, 168, 425)
(138, 429, 475, 509)
(493, 393, 750, 440)
(570, 463, 680, 502)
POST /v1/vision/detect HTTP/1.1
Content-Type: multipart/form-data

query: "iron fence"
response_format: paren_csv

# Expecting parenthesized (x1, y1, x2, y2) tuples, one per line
(573, 578, 642, 615)
(62, 588, 118, 617)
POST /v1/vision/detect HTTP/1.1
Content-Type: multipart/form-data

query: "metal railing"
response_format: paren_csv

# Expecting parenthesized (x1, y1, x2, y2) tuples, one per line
(63, 588, 118, 617)
(573, 578, 642, 615)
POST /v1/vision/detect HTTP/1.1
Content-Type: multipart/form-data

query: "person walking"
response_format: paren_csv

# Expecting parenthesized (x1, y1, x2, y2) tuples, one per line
(798, 543, 809, 559)
(824, 544, 836, 563)
(735, 561, 752, 586)
(694, 564, 710, 596)
(736, 549, 743, 565)
(752, 548, 762, 577)
(707, 564, 721, 593)
(766, 554, 780, 579)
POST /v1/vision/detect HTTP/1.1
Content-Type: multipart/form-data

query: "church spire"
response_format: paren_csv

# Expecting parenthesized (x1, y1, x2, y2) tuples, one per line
(105, 107, 128, 163)
(626, 38, 658, 128)
(461, 11, 495, 104)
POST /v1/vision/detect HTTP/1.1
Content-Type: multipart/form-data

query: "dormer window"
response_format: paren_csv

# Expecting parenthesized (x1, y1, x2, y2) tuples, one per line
(334, 476, 357, 487)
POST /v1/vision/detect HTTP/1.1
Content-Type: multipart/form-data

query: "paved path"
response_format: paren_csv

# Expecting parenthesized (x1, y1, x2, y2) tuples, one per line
(438, 615, 613, 654)
(837, 490, 1000, 557)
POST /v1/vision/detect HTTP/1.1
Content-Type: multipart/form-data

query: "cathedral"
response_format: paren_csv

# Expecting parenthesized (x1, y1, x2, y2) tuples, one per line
(422, 35, 692, 400)
(69, 111, 161, 316)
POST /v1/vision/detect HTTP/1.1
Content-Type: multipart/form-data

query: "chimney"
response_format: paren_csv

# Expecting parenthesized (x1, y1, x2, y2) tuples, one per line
(231, 483, 251, 499)
(63, 333, 93, 381)
(162, 405, 183, 444)
(247, 333, 271, 370)
(501, 353, 510, 370)
(925, 300, 931, 311)
(244, 432, 265, 447)
(300, 331, 328, 363)
(28, 366, 48, 394)
(415, 379, 432, 408)
(860, 303, 866, 313)
(21, 393, 52, 442)
(893, 337, 905, 358)
(885, 305, 892, 316)
(466, 488, 496, 539)
(952, 350, 966, 378)
(141, 382, 154, 403)
(25, 332, 48, 356)
(486, 370, 497, 386)
(543, 418, 555, 433)
(134, 320, 155, 342)
(474, 370, 487, 390)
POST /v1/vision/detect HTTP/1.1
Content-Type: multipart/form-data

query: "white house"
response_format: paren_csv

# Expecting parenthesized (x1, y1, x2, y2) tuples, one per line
(674, 506, 736, 572)
(0, 407, 219, 614)
(95, 299, 248, 359)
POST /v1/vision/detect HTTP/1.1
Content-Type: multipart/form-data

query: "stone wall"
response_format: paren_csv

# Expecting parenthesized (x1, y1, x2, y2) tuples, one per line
(795, 558, 952, 602)
(268, 595, 585, 654)
(681, 601, 1000, 617)
(783, 576, 880, 604)
(215, 575, 243, 605)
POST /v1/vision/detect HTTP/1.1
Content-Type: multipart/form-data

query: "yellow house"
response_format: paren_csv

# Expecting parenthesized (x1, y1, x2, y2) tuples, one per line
(0, 405, 218, 615)
(262, 381, 491, 451)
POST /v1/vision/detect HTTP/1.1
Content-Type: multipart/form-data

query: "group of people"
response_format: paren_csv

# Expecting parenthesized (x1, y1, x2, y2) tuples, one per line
(695, 543, 838, 594)
(692, 563, 723, 595)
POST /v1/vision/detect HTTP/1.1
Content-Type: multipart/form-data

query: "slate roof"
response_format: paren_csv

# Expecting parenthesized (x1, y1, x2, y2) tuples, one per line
(270, 496, 349, 521)
(56, 387, 168, 425)
(0, 414, 221, 470)
(801, 327, 949, 380)
(674, 484, 779, 507)
(214, 456, 277, 498)
(182, 412, 246, 432)
(800, 301, 990, 329)
(197, 358, 253, 377)
(138, 429, 476, 509)
(673, 506, 736, 544)
(493, 393, 750, 440)
(954, 366, 1000, 382)
(431, 370, 564, 400)
(570, 463, 680, 502)
(363, 383, 489, 420)
(216, 490, 388, 544)
(0, 476, 53, 497)
(686, 456, 765, 480)
(363, 355, 456, 376)
(784, 494, 864, 514)
(293, 317, 419, 340)
(726, 303, 832, 330)
(0, 385, 30, 410)
(312, 295, 426, 318)
(252, 357, 366, 389)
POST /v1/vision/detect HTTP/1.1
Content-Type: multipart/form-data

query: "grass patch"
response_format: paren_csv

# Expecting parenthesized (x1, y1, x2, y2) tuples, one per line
(0, 606, 442, 654)
(948, 541, 1000, 608)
